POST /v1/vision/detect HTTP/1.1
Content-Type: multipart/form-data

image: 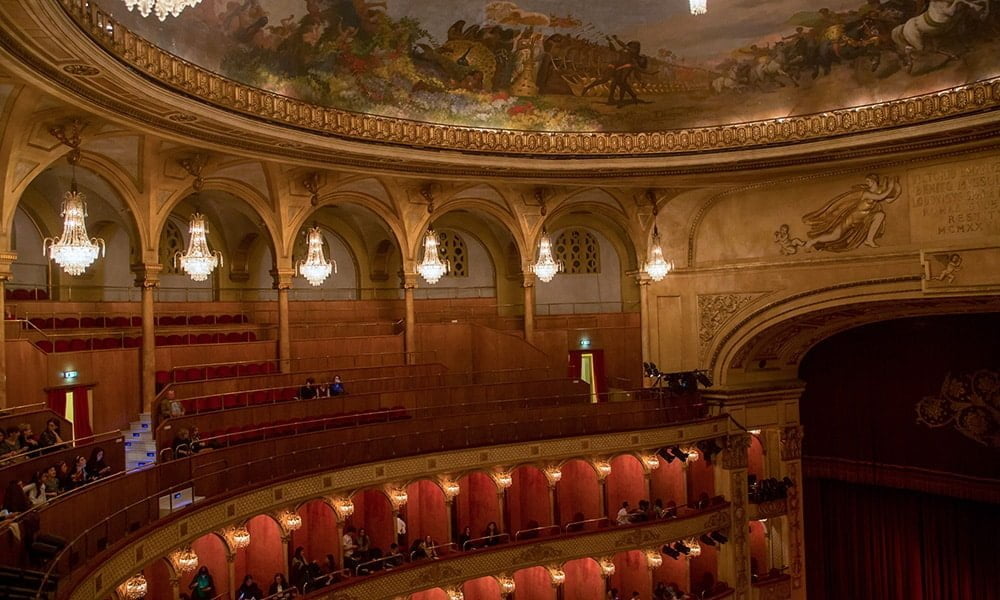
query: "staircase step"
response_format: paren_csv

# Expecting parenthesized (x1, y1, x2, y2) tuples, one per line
(124, 440, 156, 452)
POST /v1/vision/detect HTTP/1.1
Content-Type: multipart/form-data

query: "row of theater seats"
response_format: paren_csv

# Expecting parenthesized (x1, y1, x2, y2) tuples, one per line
(178, 385, 300, 412)
(24, 314, 249, 330)
(194, 407, 409, 448)
(155, 361, 279, 387)
(34, 331, 259, 353)
(4, 288, 49, 300)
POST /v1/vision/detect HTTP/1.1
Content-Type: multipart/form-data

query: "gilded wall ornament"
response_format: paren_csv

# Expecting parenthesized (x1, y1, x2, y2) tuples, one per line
(779, 426, 804, 461)
(698, 293, 764, 358)
(916, 370, 999, 447)
(925, 252, 963, 284)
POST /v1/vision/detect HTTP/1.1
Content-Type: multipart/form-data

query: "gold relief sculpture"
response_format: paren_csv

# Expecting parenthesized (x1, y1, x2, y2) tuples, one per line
(916, 370, 999, 447)
(781, 173, 903, 254)
(698, 294, 765, 359)
(925, 252, 963, 283)
(779, 426, 804, 461)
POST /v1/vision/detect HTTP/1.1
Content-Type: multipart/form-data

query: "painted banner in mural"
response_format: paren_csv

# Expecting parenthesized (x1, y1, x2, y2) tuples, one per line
(105, 0, 1000, 132)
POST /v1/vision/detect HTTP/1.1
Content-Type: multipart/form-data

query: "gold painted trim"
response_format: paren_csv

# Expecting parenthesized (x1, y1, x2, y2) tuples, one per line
(60, 0, 1000, 158)
(75, 419, 730, 600)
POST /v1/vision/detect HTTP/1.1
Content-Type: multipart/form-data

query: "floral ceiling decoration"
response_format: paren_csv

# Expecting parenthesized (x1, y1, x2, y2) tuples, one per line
(916, 370, 999, 448)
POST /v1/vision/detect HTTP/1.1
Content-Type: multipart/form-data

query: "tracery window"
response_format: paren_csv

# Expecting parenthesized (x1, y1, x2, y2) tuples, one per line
(160, 219, 185, 275)
(437, 230, 467, 277)
(554, 229, 600, 274)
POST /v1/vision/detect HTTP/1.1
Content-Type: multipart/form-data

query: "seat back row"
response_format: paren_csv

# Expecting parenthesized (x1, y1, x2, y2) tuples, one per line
(23, 314, 249, 329)
(33, 331, 260, 354)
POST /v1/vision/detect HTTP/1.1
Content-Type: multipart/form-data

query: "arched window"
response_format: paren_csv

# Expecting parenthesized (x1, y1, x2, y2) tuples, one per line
(159, 219, 185, 275)
(437, 230, 468, 277)
(554, 229, 600, 274)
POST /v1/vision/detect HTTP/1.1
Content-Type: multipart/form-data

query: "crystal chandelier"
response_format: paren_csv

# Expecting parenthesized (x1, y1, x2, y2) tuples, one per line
(175, 212, 222, 282)
(531, 229, 563, 283)
(43, 186, 106, 276)
(690, 0, 707, 15)
(684, 537, 703, 557)
(123, 0, 203, 21)
(122, 574, 148, 600)
(171, 548, 198, 573)
(279, 510, 302, 531)
(646, 548, 664, 569)
(296, 226, 336, 286)
(643, 226, 673, 282)
(228, 525, 251, 549)
(417, 227, 449, 285)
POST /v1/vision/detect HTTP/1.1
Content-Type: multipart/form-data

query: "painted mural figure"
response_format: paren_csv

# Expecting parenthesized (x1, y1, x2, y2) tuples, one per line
(582, 36, 651, 106)
(802, 174, 902, 252)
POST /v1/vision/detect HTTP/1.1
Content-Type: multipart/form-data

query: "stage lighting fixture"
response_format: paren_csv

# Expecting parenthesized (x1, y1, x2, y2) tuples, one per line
(700, 533, 717, 546)
(657, 447, 677, 463)
(661, 545, 681, 560)
(710, 531, 728, 544)
(673, 541, 691, 555)
(670, 447, 689, 462)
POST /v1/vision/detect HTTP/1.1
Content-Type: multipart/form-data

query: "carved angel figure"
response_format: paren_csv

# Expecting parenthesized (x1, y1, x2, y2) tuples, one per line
(802, 173, 902, 252)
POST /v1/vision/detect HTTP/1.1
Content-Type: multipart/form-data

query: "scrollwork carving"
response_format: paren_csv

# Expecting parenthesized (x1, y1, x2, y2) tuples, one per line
(699, 294, 765, 358)
(780, 426, 804, 461)
(720, 434, 751, 470)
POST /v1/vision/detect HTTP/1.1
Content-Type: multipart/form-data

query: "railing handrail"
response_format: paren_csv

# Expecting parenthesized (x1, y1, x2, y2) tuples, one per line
(562, 517, 610, 531)
(168, 349, 435, 373)
(513, 524, 562, 540)
(29, 404, 714, 599)
(0, 402, 48, 415)
(0, 430, 123, 468)
(461, 532, 511, 550)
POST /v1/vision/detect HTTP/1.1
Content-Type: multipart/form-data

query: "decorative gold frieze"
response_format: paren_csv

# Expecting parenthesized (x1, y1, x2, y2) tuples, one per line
(779, 426, 804, 461)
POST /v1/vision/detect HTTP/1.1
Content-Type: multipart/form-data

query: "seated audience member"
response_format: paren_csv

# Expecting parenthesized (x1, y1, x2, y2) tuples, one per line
(38, 419, 64, 453)
(386, 543, 404, 568)
(423, 534, 439, 559)
(69, 455, 90, 486)
(236, 574, 263, 600)
(409, 538, 428, 561)
(3, 426, 24, 457)
(41, 466, 60, 498)
(18, 423, 40, 457)
(458, 525, 473, 550)
(267, 573, 295, 599)
(290, 546, 309, 590)
(484, 521, 502, 546)
(322, 554, 341, 583)
(663, 500, 678, 518)
(342, 527, 358, 570)
(87, 447, 112, 478)
(188, 566, 216, 600)
(190, 427, 206, 453)
(160, 389, 184, 422)
(3, 479, 30, 515)
(299, 377, 318, 400)
(0, 429, 19, 463)
(25, 471, 47, 506)
(302, 561, 324, 592)
(356, 528, 371, 558)
(616, 501, 632, 525)
(173, 428, 194, 459)
(55, 460, 73, 491)
(330, 375, 345, 395)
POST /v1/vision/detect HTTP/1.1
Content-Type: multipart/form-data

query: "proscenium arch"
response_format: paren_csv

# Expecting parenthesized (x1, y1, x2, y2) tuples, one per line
(711, 282, 1000, 387)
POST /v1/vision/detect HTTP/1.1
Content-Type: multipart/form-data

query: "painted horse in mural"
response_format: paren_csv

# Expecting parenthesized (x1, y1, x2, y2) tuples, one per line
(891, 0, 990, 71)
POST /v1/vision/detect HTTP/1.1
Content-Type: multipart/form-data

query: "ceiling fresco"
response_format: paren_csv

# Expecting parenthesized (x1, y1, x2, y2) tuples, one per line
(103, 0, 1000, 133)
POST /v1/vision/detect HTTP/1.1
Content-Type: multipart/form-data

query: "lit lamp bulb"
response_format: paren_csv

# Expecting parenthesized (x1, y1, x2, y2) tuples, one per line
(599, 558, 616, 577)
(642, 454, 661, 470)
(442, 480, 461, 500)
(543, 466, 562, 485)
(122, 574, 148, 600)
(172, 548, 198, 573)
(43, 188, 105, 276)
(682, 447, 700, 462)
(417, 227, 449, 284)
(296, 226, 336, 286)
(229, 525, 251, 549)
(643, 226, 673, 282)
(123, 0, 204, 21)
(446, 587, 465, 600)
(497, 575, 516, 596)
(390, 488, 409, 509)
(646, 549, 664, 569)
(175, 212, 223, 282)
(279, 510, 302, 532)
(595, 461, 612, 479)
(493, 471, 513, 489)
(547, 566, 566, 587)
(333, 498, 355, 520)
(531, 229, 563, 283)
(684, 537, 702, 557)
(689, 0, 707, 15)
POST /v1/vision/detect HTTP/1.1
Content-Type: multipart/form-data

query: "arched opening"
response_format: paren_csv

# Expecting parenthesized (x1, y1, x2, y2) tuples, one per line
(139, 557, 174, 600)
(653, 545, 690, 598)
(507, 465, 552, 537)
(453, 471, 502, 546)
(12, 163, 140, 301)
(462, 575, 501, 600)
(179, 533, 230, 600)
(610, 549, 651, 600)
(563, 557, 605, 600)
(402, 479, 449, 551)
(605, 454, 646, 523)
(234, 514, 284, 590)
(556, 459, 601, 527)
(513, 566, 557, 600)
(649, 451, 687, 510)
(291, 499, 338, 572)
(344, 489, 395, 560)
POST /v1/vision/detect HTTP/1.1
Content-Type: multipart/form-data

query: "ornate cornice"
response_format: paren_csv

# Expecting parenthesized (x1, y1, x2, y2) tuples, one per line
(56, 0, 1000, 157)
(318, 509, 731, 600)
(0, 1, 997, 180)
(71, 419, 731, 600)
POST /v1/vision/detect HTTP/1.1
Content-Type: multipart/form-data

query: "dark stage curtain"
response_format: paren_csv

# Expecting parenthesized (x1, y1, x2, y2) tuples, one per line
(805, 478, 1000, 600)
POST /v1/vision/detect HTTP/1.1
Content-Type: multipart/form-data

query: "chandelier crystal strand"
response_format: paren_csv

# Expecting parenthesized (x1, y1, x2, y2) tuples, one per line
(175, 212, 222, 282)
(643, 226, 673, 282)
(531, 229, 563, 283)
(123, 0, 203, 21)
(417, 227, 449, 284)
(297, 226, 336, 286)
(689, 0, 708, 15)
(43, 185, 106, 277)
(122, 574, 148, 600)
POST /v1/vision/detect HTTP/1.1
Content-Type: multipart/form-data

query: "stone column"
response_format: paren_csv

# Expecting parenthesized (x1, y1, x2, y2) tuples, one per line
(272, 269, 294, 373)
(168, 577, 181, 600)
(715, 433, 752, 600)
(403, 272, 417, 363)
(522, 273, 536, 344)
(226, 553, 236, 599)
(0, 251, 15, 409)
(780, 425, 806, 600)
(132, 264, 161, 417)
(637, 273, 651, 368)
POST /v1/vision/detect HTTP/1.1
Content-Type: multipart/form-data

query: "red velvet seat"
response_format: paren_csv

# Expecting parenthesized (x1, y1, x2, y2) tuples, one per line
(36, 340, 53, 353)
(245, 363, 261, 376)
(155, 335, 168, 346)
(80, 317, 96, 328)
(130, 316, 143, 327)
(35, 290, 49, 300)
(247, 332, 257, 342)
(264, 361, 278, 373)
(194, 396, 222, 412)
(155, 371, 170, 387)
(203, 315, 216, 324)
(281, 387, 298, 401)
(250, 390, 268, 405)
(188, 315, 205, 325)
(217, 365, 234, 378)
(11, 289, 30, 300)
(217, 314, 233, 324)
(111, 316, 130, 327)
(225, 332, 242, 343)
(101, 337, 122, 349)
(211, 333, 223, 343)
(69, 338, 88, 352)
(206, 366, 219, 379)
(124, 336, 141, 348)
(61, 317, 80, 329)
(29, 318, 46, 330)
(195, 333, 213, 344)
(157, 316, 174, 327)
(166, 334, 184, 345)
(187, 367, 205, 381)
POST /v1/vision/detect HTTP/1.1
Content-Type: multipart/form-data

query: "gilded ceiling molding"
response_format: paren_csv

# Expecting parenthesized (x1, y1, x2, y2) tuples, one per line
(50, 1, 1000, 159)
(72, 419, 730, 600)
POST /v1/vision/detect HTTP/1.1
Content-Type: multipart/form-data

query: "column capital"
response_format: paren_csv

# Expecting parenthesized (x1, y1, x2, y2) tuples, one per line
(522, 272, 536, 288)
(635, 271, 652, 286)
(131, 263, 162, 288)
(719, 433, 752, 470)
(0, 251, 17, 281)
(271, 268, 295, 290)
(401, 271, 419, 289)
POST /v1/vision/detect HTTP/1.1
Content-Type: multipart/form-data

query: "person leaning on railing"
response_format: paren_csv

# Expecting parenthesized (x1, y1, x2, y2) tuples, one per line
(0, 427, 23, 464)
(18, 423, 41, 458)
(38, 419, 64, 454)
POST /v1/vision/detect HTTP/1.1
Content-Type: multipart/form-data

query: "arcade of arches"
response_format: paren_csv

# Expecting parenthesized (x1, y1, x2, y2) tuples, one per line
(0, 2, 997, 600)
